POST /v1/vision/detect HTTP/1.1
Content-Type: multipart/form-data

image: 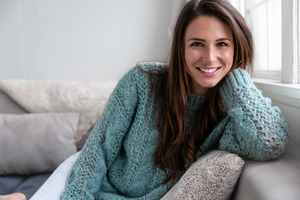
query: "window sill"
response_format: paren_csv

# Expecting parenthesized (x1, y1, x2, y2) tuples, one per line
(253, 78, 300, 109)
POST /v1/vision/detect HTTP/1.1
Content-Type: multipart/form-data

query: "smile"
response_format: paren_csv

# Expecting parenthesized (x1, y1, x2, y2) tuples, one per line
(196, 67, 221, 73)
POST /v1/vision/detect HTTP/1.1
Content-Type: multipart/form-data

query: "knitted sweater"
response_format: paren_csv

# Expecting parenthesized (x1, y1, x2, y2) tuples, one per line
(62, 62, 288, 200)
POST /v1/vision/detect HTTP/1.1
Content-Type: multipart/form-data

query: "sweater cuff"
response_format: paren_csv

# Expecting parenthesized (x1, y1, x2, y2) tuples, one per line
(220, 69, 257, 107)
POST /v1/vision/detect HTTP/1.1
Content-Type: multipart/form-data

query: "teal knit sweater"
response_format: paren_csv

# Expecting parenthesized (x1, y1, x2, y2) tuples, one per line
(62, 62, 288, 200)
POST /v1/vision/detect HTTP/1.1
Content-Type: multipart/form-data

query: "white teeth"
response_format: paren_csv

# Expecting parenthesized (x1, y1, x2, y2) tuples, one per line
(199, 68, 218, 73)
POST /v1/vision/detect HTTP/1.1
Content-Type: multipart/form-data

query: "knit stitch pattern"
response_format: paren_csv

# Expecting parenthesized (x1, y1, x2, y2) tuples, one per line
(62, 62, 288, 200)
(219, 69, 288, 160)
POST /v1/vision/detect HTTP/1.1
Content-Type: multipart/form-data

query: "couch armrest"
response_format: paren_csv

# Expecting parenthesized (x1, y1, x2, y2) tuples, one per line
(232, 140, 300, 200)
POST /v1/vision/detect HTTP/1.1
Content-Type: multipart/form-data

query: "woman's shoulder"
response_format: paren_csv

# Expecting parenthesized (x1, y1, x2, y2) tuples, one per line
(126, 61, 168, 87)
(121, 62, 168, 82)
(135, 61, 168, 74)
(117, 62, 168, 94)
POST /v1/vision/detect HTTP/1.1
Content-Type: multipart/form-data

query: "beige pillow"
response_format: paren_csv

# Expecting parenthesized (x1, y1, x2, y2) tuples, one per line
(0, 80, 116, 148)
(0, 113, 79, 175)
(161, 150, 245, 200)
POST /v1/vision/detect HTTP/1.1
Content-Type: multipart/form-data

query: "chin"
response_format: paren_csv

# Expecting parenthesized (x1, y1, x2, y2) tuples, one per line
(200, 82, 219, 89)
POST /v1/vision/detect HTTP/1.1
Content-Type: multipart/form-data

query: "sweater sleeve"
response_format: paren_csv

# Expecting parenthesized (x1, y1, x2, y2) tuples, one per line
(219, 69, 289, 161)
(61, 67, 139, 199)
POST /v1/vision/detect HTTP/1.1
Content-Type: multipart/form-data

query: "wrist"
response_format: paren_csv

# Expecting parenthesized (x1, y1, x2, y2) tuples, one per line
(220, 69, 257, 107)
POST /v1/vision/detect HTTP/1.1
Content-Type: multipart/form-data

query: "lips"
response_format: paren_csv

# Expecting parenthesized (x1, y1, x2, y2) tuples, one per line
(196, 67, 221, 73)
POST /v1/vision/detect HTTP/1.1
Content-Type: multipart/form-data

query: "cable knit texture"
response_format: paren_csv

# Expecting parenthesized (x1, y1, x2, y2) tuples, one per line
(62, 62, 288, 200)
(219, 69, 289, 160)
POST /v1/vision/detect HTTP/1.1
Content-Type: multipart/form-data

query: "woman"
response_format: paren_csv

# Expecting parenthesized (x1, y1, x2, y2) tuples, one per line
(61, 0, 288, 199)
(1, 0, 287, 199)
(62, 0, 288, 199)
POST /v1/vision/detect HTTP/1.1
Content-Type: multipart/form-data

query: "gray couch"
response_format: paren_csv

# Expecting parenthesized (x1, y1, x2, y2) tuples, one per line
(233, 140, 300, 199)
(0, 90, 52, 198)
(1, 87, 299, 200)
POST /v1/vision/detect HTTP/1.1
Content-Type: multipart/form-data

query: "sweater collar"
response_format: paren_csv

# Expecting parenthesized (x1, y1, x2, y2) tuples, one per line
(187, 92, 205, 111)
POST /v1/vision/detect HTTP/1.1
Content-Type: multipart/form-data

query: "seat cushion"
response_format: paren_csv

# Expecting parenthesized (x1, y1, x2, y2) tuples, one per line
(232, 140, 300, 200)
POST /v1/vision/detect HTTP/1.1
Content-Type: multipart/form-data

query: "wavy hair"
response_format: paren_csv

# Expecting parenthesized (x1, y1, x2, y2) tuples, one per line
(152, 0, 254, 184)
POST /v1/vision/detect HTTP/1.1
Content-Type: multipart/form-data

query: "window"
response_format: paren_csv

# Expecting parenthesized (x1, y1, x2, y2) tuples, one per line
(231, 0, 300, 84)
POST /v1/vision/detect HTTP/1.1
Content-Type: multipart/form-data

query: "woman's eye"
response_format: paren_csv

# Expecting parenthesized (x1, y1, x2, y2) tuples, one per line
(191, 42, 203, 47)
(217, 42, 228, 47)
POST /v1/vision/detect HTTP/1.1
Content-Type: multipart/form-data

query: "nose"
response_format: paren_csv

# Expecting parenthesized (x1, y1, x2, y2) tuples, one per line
(201, 46, 217, 64)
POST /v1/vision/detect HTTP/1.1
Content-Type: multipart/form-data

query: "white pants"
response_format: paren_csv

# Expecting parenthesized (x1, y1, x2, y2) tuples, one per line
(30, 151, 80, 200)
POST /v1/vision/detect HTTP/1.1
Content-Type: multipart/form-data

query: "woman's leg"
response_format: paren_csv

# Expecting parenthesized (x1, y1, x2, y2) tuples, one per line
(30, 151, 80, 200)
(0, 193, 26, 200)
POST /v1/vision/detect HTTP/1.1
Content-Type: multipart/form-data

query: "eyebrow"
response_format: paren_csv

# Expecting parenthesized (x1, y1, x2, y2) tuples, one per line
(188, 38, 231, 42)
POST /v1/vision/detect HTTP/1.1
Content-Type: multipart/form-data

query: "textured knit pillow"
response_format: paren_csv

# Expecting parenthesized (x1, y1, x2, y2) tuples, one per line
(160, 150, 245, 200)
(0, 80, 117, 149)
(0, 113, 79, 175)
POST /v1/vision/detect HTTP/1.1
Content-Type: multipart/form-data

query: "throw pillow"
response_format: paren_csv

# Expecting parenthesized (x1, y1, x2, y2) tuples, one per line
(160, 150, 245, 200)
(0, 90, 27, 114)
(0, 80, 117, 149)
(0, 113, 79, 175)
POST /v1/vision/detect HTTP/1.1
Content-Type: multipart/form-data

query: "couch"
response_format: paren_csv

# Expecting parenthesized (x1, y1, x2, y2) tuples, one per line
(0, 80, 299, 200)
(0, 89, 52, 198)
(0, 80, 116, 199)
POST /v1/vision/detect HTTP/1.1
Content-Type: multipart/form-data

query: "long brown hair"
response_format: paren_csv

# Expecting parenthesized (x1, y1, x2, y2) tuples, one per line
(152, 0, 254, 184)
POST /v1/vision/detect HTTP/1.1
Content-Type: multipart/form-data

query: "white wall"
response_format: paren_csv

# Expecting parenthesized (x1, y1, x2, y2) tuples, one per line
(0, 0, 178, 82)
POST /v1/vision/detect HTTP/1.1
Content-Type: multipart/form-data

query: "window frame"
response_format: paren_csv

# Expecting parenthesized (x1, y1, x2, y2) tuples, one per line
(237, 0, 299, 84)
(281, 0, 299, 84)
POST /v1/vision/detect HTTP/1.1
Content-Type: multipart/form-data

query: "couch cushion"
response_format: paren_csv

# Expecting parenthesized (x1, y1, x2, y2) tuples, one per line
(232, 140, 300, 200)
(0, 113, 79, 175)
(0, 173, 52, 199)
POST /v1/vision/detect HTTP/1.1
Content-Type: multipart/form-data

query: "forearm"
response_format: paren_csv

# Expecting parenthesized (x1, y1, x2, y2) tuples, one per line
(219, 69, 288, 160)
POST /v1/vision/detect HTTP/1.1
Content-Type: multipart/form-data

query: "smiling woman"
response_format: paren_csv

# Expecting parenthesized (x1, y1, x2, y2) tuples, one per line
(58, 0, 288, 199)
(184, 16, 234, 94)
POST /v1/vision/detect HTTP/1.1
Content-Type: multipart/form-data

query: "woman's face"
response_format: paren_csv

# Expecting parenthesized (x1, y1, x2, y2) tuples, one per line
(184, 16, 234, 95)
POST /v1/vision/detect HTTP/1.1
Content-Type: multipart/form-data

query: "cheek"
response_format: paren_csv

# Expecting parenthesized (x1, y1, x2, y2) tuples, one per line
(221, 50, 234, 66)
(184, 48, 192, 64)
(185, 48, 199, 65)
